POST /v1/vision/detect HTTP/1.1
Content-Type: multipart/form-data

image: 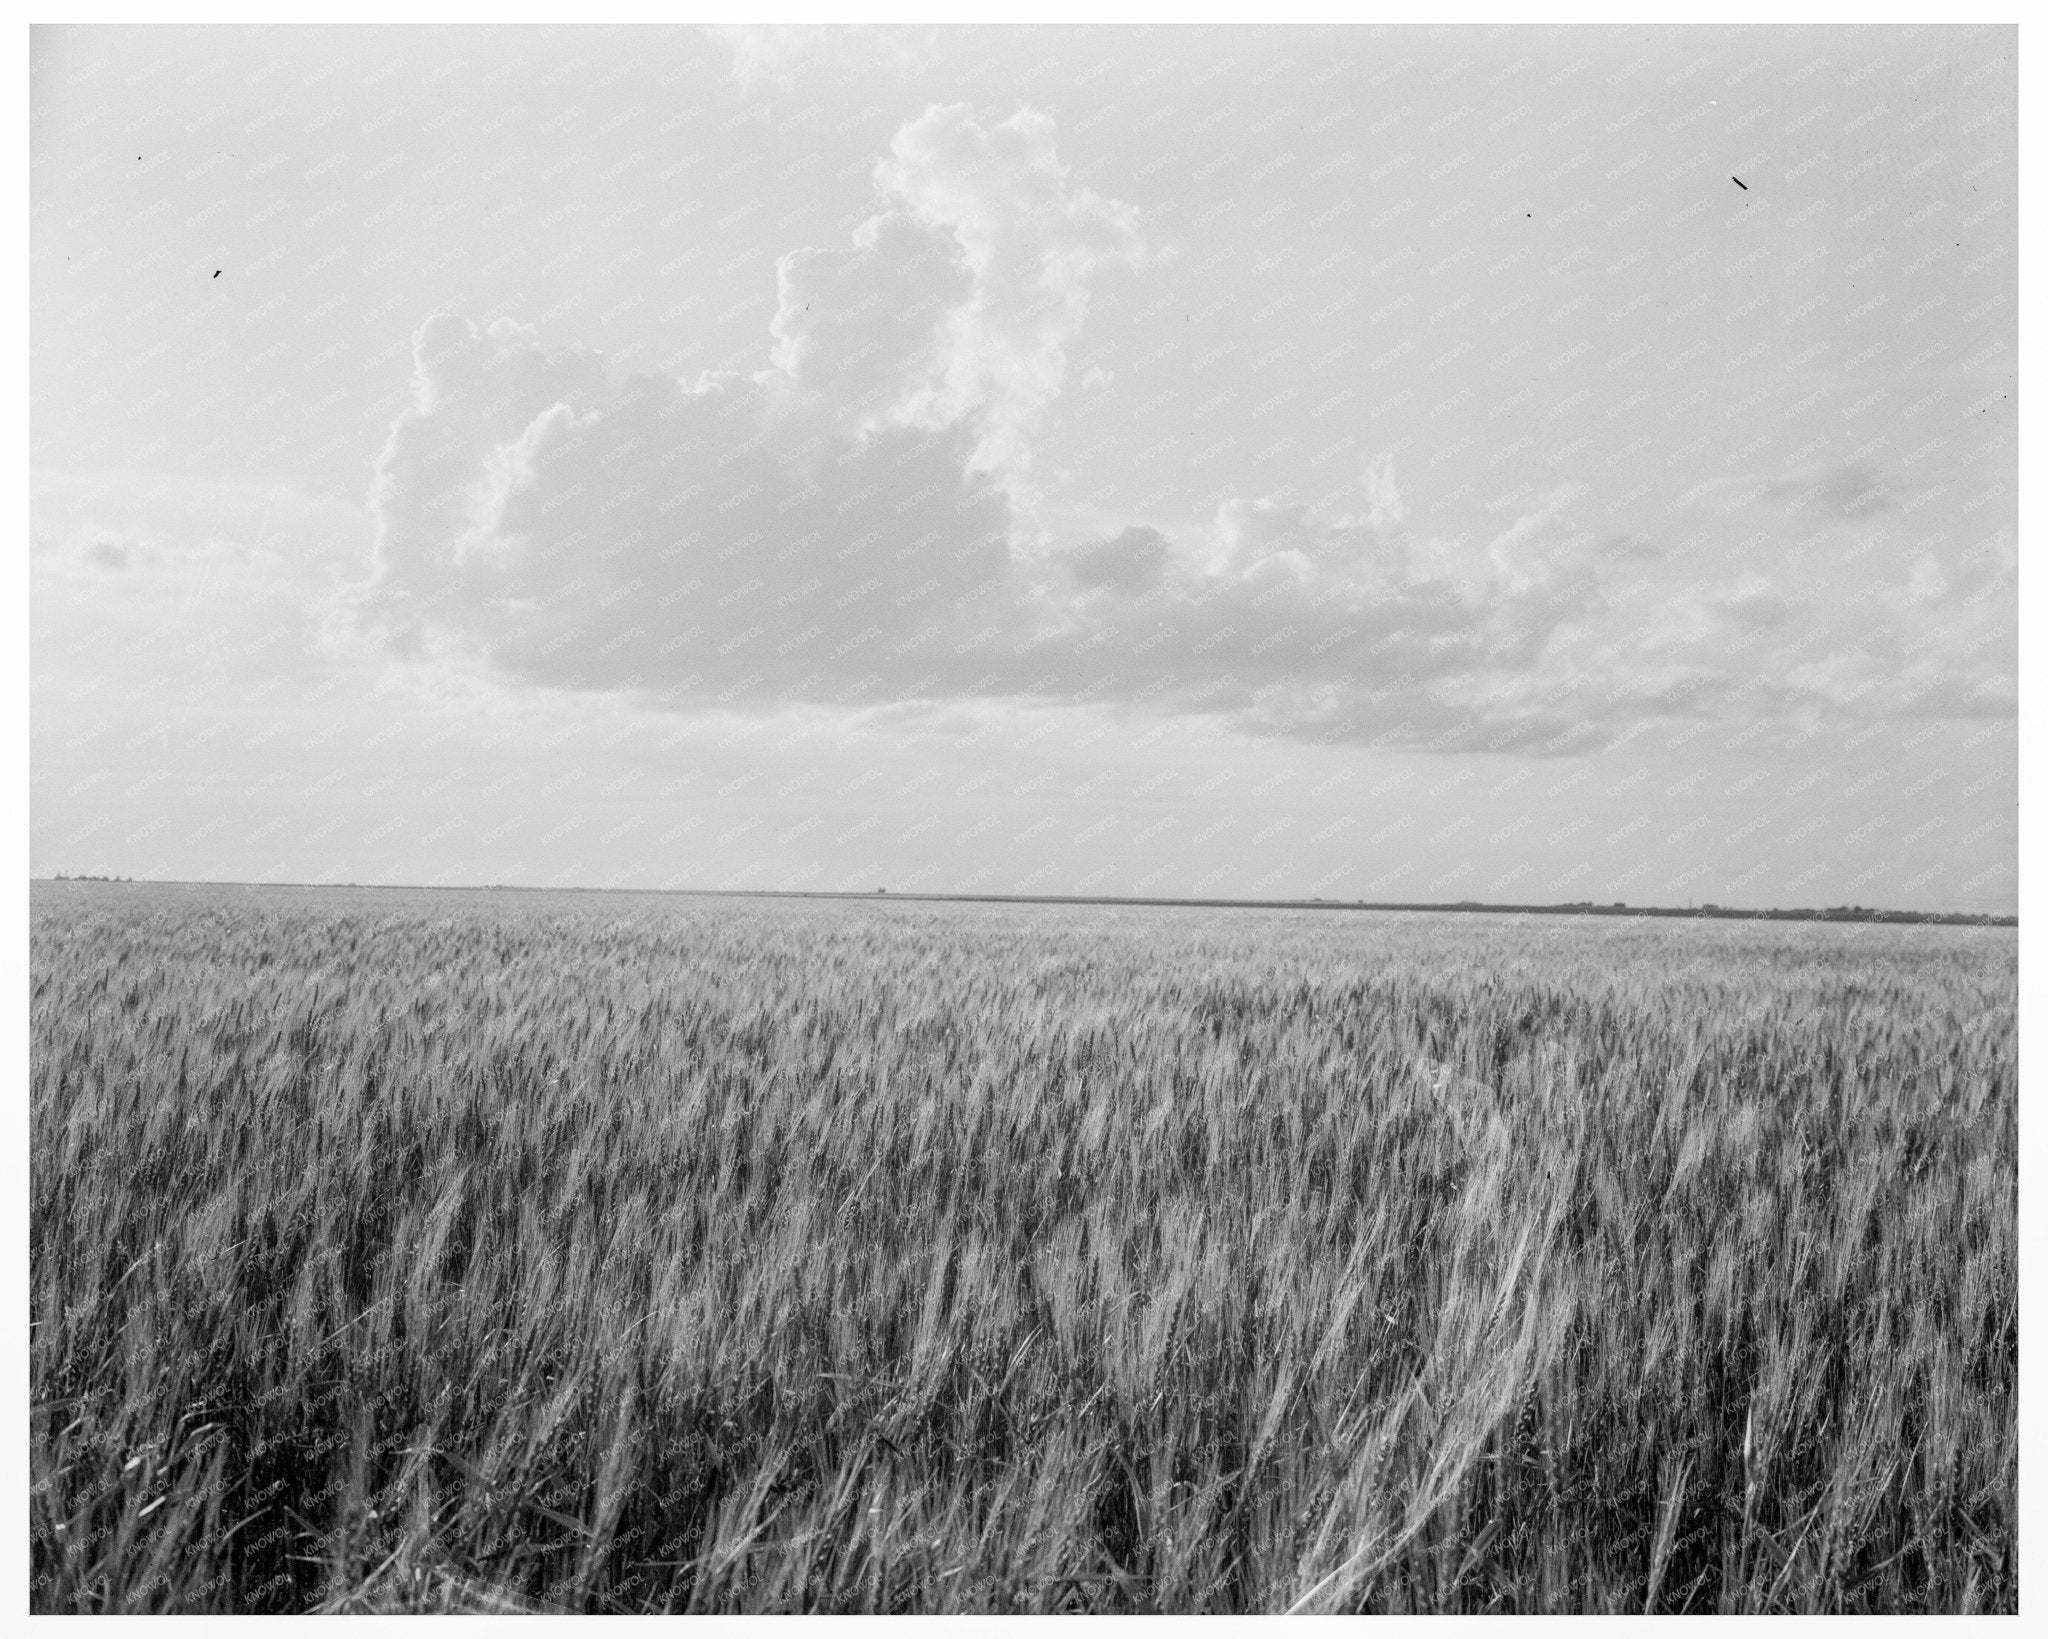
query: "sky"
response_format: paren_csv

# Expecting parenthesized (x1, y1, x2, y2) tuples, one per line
(30, 24, 2017, 911)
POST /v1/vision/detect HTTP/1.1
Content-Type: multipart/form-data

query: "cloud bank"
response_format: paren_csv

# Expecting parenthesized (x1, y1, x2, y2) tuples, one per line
(358, 104, 2014, 755)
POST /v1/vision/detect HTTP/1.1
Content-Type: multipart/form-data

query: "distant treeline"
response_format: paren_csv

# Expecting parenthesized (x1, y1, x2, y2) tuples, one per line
(1440, 900, 2018, 928)
(747, 890, 2018, 929)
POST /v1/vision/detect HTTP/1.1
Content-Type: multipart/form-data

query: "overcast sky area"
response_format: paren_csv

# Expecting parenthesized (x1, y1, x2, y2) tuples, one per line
(31, 24, 2016, 910)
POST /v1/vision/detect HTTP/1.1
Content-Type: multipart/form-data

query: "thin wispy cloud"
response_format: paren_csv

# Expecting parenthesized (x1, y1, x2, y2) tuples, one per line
(709, 24, 936, 96)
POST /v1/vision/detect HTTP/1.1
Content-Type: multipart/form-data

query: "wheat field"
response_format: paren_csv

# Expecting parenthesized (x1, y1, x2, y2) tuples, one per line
(28, 879, 2016, 1612)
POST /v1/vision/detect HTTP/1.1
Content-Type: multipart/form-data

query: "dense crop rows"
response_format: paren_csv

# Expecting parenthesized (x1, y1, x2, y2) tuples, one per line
(30, 881, 2016, 1612)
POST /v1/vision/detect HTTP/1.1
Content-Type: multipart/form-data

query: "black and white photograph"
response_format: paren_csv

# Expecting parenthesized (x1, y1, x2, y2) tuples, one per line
(27, 17, 2022, 1616)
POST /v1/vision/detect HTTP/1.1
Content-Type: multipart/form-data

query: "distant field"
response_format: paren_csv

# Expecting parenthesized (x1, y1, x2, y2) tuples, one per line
(29, 880, 2017, 1612)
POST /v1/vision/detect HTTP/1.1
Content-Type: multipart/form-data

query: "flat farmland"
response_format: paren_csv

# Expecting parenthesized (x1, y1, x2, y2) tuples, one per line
(28, 880, 2018, 1612)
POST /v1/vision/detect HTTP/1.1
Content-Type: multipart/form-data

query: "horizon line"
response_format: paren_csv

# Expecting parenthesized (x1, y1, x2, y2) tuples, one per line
(34, 877, 2017, 929)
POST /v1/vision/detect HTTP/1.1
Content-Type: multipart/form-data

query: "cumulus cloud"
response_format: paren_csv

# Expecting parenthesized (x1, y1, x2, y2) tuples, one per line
(354, 107, 2014, 755)
(363, 312, 1012, 702)
(361, 323, 1621, 751)
(771, 103, 1152, 484)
